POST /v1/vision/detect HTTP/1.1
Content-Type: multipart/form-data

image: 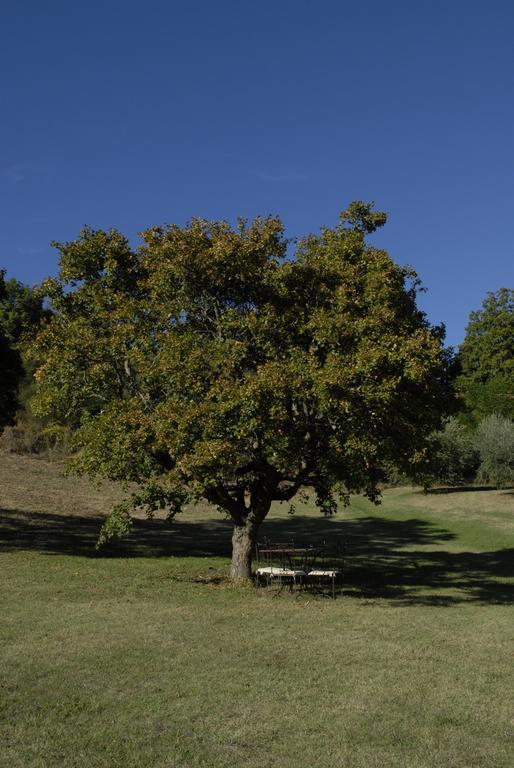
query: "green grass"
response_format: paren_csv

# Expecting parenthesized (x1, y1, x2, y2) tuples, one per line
(1, 452, 513, 768)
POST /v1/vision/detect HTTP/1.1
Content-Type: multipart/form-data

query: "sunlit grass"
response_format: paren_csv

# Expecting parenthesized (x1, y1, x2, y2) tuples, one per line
(1, 452, 513, 768)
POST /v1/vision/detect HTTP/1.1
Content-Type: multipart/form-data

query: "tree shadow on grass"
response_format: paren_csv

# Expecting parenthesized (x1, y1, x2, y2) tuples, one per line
(424, 485, 498, 495)
(0, 507, 512, 605)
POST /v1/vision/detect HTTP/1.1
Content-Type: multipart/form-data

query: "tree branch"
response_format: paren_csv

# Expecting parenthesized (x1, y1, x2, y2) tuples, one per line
(204, 485, 246, 521)
(273, 465, 312, 501)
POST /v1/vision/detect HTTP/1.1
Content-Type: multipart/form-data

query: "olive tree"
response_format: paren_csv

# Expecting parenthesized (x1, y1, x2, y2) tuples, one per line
(475, 414, 514, 488)
(31, 203, 451, 579)
(417, 417, 478, 487)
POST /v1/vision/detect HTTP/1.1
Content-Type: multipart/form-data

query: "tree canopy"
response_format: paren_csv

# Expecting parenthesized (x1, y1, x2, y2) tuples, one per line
(456, 288, 514, 423)
(0, 276, 48, 346)
(31, 203, 452, 578)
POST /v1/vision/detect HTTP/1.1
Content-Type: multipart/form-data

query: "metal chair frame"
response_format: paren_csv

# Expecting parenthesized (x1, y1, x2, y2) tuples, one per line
(255, 538, 346, 598)
(304, 539, 346, 598)
(255, 540, 305, 592)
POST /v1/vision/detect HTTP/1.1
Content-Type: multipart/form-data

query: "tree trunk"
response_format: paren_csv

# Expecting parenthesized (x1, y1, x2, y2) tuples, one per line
(230, 516, 260, 581)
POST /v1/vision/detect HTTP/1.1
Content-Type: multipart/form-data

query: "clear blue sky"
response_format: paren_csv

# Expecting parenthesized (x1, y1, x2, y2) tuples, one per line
(1, 0, 513, 348)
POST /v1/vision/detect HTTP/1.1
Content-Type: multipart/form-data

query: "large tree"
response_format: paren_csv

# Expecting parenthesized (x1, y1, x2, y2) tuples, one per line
(456, 288, 514, 424)
(31, 203, 451, 579)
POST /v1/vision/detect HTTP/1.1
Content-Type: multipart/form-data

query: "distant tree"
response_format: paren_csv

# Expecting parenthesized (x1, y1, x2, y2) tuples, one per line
(0, 272, 22, 431)
(475, 414, 514, 488)
(0, 275, 55, 452)
(31, 204, 452, 579)
(457, 289, 514, 424)
(425, 417, 478, 487)
(0, 277, 48, 346)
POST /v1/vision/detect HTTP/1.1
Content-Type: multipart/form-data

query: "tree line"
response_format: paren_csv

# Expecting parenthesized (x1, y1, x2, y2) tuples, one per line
(0, 204, 512, 577)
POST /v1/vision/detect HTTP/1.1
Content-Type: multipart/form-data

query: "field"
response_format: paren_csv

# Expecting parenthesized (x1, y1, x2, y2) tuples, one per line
(1, 452, 513, 768)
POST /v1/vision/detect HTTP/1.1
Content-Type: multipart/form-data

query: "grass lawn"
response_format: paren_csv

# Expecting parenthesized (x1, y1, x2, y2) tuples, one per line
(1, 452, 513, 768)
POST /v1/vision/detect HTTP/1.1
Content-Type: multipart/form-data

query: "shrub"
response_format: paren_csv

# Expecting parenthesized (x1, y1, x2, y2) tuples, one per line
(474, 414, 514, 488)
(432, 417, 479, 485)
(395, 418, 478, 488)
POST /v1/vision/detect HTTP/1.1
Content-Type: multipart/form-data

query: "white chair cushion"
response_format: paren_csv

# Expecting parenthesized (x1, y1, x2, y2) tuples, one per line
(307, 569, 340, 577)
(255, 566, 305, 577)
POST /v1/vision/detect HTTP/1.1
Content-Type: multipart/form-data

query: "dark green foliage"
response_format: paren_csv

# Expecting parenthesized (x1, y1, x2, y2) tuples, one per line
(0, 277, 48, 345)
(0, 272, 23, 430)
(457, 289, 514, 424)
(382, 418, 478, 488)
(0, 331, 22, 430)
(426, 418, 478, 486)
(0, 274, 55, 450)
(474, 414, 514, 488)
